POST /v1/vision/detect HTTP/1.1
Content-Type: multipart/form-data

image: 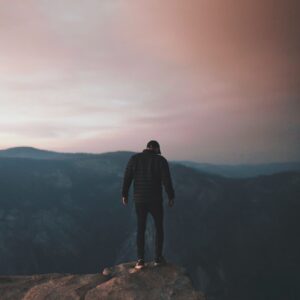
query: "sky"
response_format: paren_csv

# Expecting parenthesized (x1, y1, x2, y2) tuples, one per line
(0, 0, 299, 164)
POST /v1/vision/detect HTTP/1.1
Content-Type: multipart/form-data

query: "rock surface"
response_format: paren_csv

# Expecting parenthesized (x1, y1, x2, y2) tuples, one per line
(0, 261, 205, 299)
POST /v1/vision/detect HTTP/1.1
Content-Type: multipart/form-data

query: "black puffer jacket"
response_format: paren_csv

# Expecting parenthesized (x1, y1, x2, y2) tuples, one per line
(121, 149, 175, 203)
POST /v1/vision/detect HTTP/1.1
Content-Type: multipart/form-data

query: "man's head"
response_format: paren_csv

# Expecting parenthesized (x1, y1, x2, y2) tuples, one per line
(146, 140, 161, 154)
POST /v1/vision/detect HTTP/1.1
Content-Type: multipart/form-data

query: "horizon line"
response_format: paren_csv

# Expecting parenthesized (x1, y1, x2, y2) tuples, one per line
(0, 145, 299, 166)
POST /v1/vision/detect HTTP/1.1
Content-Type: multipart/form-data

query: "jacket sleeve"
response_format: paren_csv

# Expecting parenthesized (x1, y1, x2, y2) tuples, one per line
(160, 158, 175, 199)
(122, 156, 135, 198)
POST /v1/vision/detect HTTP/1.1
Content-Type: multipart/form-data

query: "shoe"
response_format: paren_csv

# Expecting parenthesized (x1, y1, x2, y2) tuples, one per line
(153, 256, 167, 266)
(134, 258, 145, 270)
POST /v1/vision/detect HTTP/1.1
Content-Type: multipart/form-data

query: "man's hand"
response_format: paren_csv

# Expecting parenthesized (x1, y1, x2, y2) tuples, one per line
(168, 198, 175, 207)
(122, 196, 128, 206)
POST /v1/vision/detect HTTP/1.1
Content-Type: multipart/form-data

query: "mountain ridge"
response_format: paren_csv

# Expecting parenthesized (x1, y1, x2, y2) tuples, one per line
(1, 146, 299, 178)
(0, 146, 136, 160)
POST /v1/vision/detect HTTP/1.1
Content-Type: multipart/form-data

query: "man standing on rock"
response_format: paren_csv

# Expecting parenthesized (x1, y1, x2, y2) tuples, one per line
(121, 140, 175, 269)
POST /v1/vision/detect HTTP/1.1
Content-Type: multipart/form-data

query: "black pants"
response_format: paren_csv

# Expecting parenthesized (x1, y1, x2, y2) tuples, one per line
(135, 201, 164, 260)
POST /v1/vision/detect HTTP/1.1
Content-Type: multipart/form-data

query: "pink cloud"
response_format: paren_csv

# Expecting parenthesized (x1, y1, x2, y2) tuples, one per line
(0, 0, 299, 163)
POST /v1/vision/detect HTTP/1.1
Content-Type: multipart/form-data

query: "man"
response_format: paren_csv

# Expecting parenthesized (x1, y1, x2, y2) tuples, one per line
(121, 140, 175, 269)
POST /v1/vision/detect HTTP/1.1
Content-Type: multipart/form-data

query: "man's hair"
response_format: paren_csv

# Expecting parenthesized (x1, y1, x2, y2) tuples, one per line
(146, 140, 161, 154)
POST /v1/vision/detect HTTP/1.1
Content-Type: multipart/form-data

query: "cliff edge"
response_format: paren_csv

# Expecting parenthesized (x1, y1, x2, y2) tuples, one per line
(0, 261, 205, 299)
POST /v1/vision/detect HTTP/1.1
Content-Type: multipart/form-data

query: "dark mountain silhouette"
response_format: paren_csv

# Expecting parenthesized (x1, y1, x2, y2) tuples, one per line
(0, 146, 135, 160)
(0, 147, 299, 300)
(0, 146, 67, 159)
(176, 160, 300, 178)
(2, 146, 299, 177)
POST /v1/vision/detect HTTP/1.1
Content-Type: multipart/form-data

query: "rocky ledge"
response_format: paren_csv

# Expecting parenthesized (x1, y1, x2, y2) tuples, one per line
(0, 261, 205, 299)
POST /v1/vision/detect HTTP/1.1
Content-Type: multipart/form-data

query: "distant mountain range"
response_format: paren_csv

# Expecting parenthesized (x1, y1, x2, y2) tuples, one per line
(0, 146, 134, 160)
(176, 160, 300, 178)
(1, 146, 299, 177)
(0, 146, 299, 300)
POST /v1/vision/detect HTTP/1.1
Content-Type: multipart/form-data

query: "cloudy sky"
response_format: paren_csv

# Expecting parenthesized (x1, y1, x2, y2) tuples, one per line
(0, 0, 299, 163)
